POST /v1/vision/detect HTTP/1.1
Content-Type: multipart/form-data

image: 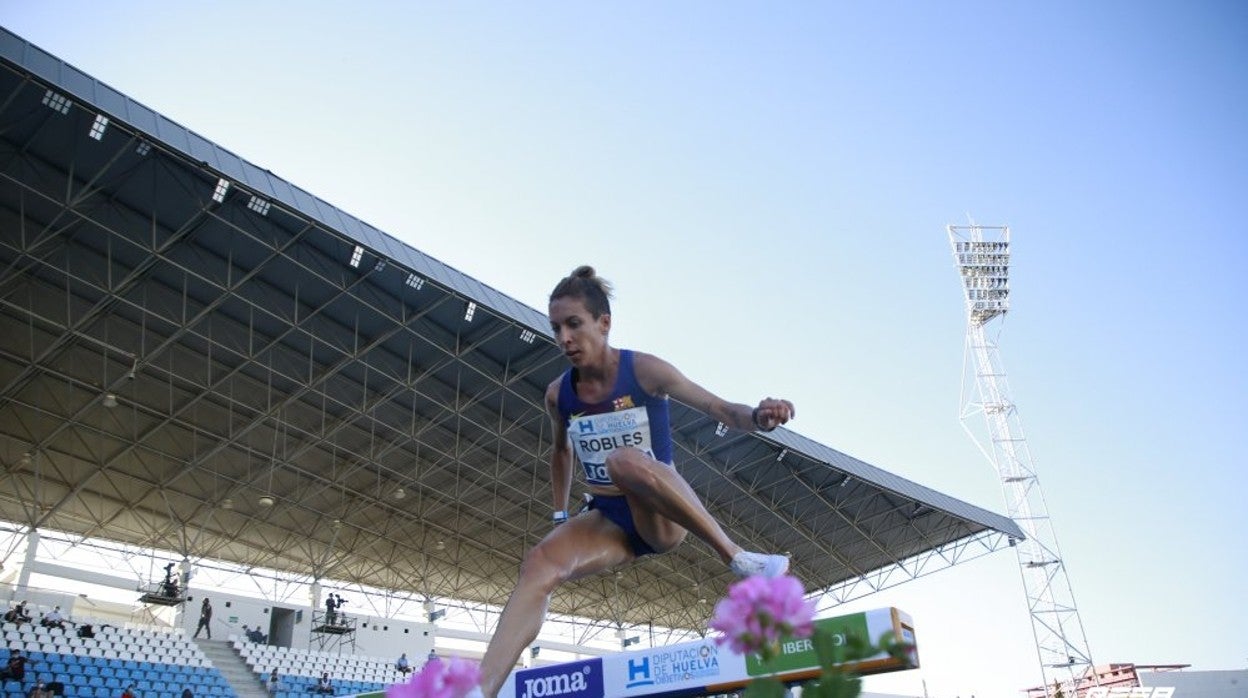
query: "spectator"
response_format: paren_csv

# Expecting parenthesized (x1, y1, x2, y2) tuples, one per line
(267, 669, 280, 695)
(120, 685, 138, 698)
(40, 606, 65, 631)
(192, 598, 212, 639)
(180, 688, 193, 698)
(395, 653, 411, 675)
(28, 681, 52, 698)
(426, 648, 437, 663)
(4, 601, 31, 625)
(314, 673, 334, 695)
(244, 625, 266, 644)
(76, 624, 94, 639)
(0, 649, 30, 682)
(44, 678, 64, 698)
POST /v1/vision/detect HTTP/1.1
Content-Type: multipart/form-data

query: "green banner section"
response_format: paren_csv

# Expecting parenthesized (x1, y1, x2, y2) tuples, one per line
(744, 612, 872, 676)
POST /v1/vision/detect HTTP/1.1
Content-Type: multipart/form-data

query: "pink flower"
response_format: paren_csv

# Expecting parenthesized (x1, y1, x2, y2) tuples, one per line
(709, 574, 815, 657)
(387, 658, 481, 698)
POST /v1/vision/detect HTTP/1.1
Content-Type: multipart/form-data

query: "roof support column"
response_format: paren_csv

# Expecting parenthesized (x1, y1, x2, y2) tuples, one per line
(17, 529, 39, 591)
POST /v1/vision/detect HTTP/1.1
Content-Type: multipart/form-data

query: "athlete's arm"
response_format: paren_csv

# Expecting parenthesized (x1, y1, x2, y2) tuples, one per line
(633, 351, 795, 431)
(545, 380, 574, 514)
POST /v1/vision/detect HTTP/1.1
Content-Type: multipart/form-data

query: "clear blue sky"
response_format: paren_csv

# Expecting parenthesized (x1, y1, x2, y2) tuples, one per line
(3, 1, 1245, 695)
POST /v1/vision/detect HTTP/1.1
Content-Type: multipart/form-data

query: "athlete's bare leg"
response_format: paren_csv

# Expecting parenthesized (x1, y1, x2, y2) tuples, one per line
(477, 514, 633, 698)
(605, 447, 740, 562)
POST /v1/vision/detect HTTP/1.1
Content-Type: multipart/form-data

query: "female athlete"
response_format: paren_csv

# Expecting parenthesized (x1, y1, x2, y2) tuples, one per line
(473, 265, 794, 697)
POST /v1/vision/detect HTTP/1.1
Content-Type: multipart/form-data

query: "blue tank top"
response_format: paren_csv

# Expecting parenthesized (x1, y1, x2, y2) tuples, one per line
(557, 349, 674, 486)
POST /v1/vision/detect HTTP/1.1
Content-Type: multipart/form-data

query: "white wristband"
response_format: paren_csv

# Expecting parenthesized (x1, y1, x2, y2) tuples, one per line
(552, 510, 568, 524)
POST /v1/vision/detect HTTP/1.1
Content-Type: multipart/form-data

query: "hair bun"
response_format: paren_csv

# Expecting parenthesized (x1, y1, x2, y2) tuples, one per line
(550, 265, 613, 317)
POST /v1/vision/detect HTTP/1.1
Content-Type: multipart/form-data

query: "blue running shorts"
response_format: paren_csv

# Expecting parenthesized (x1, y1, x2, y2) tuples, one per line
(587, 494, 656, 557)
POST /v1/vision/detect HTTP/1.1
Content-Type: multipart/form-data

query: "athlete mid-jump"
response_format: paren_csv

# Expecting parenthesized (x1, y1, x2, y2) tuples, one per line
(471, 265, 794, 698)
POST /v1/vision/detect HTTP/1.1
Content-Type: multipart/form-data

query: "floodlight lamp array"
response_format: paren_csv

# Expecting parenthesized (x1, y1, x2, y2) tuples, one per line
(953, 240, 1010, 321)
(41, 89, 72, 115)
(211, 179, 230, 203)
(89, 114, 110, 141)
(247, 196, 272, 216)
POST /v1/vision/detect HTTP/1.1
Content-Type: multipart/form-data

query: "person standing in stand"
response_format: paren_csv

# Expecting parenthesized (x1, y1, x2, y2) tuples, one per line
(192, 598, 212, 639)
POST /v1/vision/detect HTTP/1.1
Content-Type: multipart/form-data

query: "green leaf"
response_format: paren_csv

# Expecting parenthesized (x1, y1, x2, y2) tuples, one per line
(843, 630, 870, 661)
(811, 628, 847, 668)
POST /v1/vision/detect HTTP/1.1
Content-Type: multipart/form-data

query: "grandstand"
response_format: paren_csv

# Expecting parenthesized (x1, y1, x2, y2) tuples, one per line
(0, 26, 1026, 698)
(235, 639, 405, 698)
(0, 596, 417, 698)
(0, 615, 229, 698)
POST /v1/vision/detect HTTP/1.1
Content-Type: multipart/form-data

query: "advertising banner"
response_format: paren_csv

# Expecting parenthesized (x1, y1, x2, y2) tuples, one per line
(496, 607, 917, 698)
(511, 658, 604, 698)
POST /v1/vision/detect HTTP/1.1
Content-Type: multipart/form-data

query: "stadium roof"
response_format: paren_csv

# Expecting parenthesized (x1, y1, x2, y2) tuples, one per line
(0, 28, 1023, 634)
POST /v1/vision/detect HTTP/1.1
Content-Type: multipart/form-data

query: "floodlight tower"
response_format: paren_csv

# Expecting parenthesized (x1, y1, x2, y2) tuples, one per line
(947, 225, 1096, 697)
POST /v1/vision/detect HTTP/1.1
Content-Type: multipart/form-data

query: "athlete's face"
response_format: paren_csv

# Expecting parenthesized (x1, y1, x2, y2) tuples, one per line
(549, 296, 610, 366)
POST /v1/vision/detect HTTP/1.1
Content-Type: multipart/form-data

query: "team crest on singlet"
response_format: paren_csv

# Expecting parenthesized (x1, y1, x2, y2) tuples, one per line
(569, 406, 654, 485)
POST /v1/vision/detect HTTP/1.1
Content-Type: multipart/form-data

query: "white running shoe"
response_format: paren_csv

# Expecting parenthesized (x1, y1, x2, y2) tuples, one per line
(730, 551, 790, 578)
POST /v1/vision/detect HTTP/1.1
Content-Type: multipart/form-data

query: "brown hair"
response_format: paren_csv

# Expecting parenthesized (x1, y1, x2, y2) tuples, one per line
(549, 265, 613, 318)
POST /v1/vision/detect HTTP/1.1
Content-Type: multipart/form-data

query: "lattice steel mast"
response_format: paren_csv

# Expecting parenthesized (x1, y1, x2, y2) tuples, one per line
(947, 225, 1095, 697)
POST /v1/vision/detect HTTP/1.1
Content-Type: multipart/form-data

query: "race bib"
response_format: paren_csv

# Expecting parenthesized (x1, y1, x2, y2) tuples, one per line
(568, 406, 654, 485)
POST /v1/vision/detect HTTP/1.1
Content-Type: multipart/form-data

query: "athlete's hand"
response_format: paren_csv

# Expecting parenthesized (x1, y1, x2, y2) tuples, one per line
(752, 398, 795, 432)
